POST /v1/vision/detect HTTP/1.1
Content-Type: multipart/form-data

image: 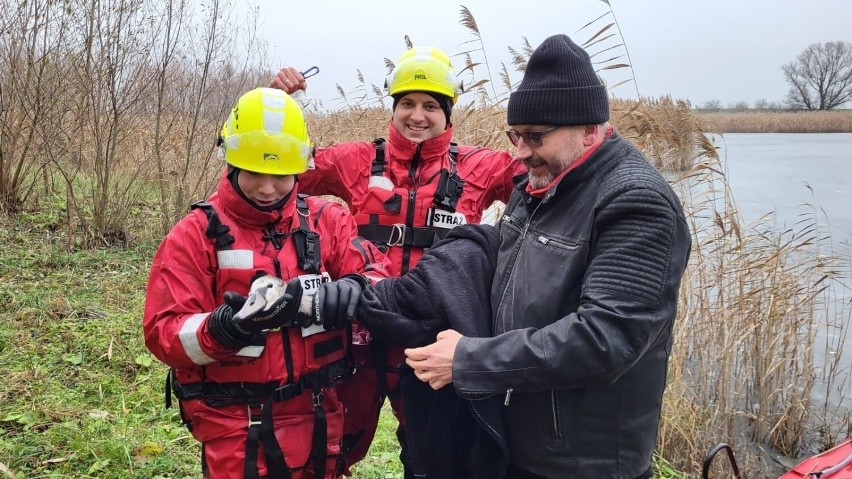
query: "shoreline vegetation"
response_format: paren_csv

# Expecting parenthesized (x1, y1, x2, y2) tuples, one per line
(1, 1, 850, 478)
(695, 109, 852, 133)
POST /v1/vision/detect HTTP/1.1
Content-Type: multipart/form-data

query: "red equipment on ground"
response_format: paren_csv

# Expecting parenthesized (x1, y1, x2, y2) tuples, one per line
(703, 439, 852, 479)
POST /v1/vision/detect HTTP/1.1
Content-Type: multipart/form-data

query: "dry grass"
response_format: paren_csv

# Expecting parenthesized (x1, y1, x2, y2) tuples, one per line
(697, 110, 852, 133)
(308, 96, 709, 173)
(659, 150, 852, 475)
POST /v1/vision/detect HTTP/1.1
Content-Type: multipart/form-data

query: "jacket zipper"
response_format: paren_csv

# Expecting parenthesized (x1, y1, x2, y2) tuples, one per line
(273, 260, 294, 382)
(536, 235, 579, 250)
(401, 143, 422, 274)
(494, 201, 542, 336)
(495, 202, 542, 407)
(551, 390, 562, 439)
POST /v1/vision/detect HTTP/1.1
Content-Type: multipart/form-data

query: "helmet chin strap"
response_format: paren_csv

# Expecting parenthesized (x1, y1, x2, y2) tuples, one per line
(228, 167, 294, 212)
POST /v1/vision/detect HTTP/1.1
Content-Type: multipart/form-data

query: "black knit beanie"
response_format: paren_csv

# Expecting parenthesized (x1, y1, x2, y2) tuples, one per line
(392, 92, 453, 125)
(507, 34, 610, 126)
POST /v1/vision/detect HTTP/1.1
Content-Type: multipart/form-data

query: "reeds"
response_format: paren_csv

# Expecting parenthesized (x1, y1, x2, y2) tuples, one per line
(698, 110, 852, 133)
(660, 145, 852, 475)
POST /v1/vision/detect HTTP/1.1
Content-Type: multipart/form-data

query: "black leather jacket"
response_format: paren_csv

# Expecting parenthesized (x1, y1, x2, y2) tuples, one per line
(453, 132, 691, 478)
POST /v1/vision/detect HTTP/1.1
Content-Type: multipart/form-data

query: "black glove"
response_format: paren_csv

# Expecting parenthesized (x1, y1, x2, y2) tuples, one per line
(311, 275, 366, 330)
(207, 291, 253, 348)
(208, 278, 304, 348)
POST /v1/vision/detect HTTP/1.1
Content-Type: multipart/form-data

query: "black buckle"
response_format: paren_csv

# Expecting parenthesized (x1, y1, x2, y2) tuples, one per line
(247, 404, 263, 428)
(433, 169, 465, 213)
(271, 382, 304, 402)
(312, 389, 324, 407)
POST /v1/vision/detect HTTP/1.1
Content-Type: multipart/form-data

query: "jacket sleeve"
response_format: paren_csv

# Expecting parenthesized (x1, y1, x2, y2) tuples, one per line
(142, 214, 244, 369)
(453, 188, 691, 394)
(358, 224, 500, 348)
(315, 200, 389, 284)
(298, 141, 374, 206)
(497, 153, 528, 204)
(458, 146, 527, 209)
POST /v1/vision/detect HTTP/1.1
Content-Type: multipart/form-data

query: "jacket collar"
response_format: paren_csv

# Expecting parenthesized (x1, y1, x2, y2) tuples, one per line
(518, 131, 625, 204)
(387, 121, 454, 163)
(214, 170, 296, 230)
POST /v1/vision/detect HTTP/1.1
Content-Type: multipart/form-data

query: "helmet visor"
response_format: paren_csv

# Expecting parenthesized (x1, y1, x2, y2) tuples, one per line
(223, 130, 311, 175)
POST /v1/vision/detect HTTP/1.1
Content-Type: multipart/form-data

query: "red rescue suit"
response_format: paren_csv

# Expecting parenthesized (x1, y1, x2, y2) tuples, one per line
(299, 123, 526, 471)
(143, 173, 388, 479)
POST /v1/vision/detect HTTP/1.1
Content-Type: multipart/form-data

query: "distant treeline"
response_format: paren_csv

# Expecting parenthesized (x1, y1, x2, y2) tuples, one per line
(694, 110, 852, 133)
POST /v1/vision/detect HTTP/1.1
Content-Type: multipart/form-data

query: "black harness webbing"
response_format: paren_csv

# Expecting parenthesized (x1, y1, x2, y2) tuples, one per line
(357, 223, 448, 248)
(293, 195, 321, 275)
(173, 199, 335, 479)
(361, 139, 463, 251)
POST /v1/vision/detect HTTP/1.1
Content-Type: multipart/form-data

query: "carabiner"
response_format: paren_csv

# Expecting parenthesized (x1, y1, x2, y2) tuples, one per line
(301, 66, 320, 79)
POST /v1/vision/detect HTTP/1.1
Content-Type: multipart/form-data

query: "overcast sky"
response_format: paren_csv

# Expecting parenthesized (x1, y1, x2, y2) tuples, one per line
(243, 0, 852, 109)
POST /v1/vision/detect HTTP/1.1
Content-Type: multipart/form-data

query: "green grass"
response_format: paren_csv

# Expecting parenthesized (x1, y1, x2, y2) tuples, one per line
(346, 404, 405, 479)
(0, 211, 409, 478)
(0, 213, 199, 478)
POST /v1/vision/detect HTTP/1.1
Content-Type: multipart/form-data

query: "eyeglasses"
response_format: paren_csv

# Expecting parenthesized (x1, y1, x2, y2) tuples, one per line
(505, 126, 561, 148)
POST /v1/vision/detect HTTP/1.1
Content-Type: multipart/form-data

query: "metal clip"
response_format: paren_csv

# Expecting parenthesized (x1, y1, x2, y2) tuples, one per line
(387, 224, 406, 247)
(247, 404, 263, 427)
(300, 66, 320, 79)
(312, 389, 324, 408)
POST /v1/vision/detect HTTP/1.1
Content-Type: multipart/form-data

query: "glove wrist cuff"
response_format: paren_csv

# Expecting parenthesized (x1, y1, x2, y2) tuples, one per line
(208, 304, 255, 348)
(341, 273, 368, 289)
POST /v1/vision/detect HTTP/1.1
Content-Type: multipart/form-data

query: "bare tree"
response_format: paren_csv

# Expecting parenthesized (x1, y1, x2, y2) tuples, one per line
(0, 0, 268, 245)
(0, 0, 68, 214)
(782, 41, 852, 110)
(700, 99, 722, 111)
(729, 100, 750, 111)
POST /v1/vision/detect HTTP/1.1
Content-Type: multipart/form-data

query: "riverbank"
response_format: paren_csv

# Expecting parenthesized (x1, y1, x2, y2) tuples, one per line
(696, 109, 852, 133)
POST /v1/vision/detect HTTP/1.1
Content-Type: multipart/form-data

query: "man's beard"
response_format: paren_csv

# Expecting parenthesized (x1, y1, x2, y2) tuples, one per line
(525, 136, 585, 189)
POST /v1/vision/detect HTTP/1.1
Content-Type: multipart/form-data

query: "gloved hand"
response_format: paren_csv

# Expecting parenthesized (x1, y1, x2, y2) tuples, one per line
(208, 276, 304, 348)
(309, 275, 367, 330)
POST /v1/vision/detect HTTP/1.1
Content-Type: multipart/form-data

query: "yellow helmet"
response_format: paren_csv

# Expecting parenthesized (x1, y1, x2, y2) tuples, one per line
(219, 87, 312, 175)
(385, 46, 460, 104)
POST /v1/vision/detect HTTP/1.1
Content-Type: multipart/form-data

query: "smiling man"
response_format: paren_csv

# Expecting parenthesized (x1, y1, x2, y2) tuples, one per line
(404, 34, 692, 479)
(270, 46, 527, 477)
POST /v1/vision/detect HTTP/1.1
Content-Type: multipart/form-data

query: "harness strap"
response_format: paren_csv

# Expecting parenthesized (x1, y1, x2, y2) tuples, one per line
(191, 201, 235, 251)
(357, 223, 449, 249)
(307, 378, 327, 479)
(364, 139, 463, 249)
(243, 399, 291, 479)
(370, 138, 386, 177)
(171, 359, 352, 404)
(432, 142, 465, 213)
(244, 402, 263, 479)
(260, 398, 290, 478)
(368, 139, 387, 231)
(293, 194, 321, 274)
(165, 369, 173, 409)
